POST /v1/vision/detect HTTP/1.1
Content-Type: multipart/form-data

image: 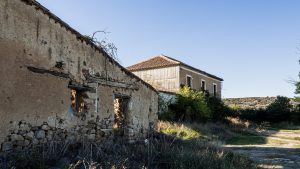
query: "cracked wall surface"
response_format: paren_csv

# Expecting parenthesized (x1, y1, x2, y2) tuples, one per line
(0, 0, 158, 150)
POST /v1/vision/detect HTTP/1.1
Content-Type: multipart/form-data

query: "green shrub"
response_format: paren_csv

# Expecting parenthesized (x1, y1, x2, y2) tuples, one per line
(206, 96, 230, 121)
(169, 86, 211, 122)
(234, 108, 267, 123)
(265, 96, 292, 122)
(158, 110, 176, 121)
(160, 86, 233, 122)
(233, 96, 294, 123)
(291, 107, 300, 124)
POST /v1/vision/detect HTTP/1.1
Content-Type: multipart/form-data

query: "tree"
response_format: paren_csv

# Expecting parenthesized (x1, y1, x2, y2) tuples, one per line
(295, 60, 300, 101)
(265, 96, 292, 122)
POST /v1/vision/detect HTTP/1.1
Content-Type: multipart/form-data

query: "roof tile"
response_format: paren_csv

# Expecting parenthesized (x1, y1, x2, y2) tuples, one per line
(127, 56, 179, 71)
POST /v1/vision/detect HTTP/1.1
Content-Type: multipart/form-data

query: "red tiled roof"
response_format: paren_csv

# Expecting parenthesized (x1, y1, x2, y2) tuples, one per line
(127, 56, 180, 71)
(127, 55, 223, 81)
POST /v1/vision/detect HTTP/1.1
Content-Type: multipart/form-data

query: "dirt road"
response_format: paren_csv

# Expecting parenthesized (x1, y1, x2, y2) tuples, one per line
(224, 129, 300, 169)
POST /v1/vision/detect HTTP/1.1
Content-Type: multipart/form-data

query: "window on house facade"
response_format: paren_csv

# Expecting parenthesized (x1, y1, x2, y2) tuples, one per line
(213, 83, 217, 97)
(186, 75, 192, 88)
(201, 80, 206, 91)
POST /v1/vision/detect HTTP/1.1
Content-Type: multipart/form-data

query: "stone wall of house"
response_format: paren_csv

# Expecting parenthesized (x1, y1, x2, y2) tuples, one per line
(0, 0, 158, 151)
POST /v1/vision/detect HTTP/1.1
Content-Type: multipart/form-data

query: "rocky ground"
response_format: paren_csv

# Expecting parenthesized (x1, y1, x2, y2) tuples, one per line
(224, 129, 300, 169)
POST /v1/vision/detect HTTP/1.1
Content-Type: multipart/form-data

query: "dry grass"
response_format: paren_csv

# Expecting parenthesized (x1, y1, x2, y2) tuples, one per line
(158, 121, 202, 140)
(0, 121, 259, 169)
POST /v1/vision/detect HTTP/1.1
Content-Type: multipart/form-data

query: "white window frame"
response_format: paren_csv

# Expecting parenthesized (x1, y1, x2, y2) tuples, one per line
(201, 79, 206, 90)
(213, 83, 217, 96)
(186, 75, 193, 88)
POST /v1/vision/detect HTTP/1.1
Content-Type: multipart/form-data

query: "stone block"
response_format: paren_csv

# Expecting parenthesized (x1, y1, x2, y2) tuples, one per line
(87, 134, 95, 140)
(42, 124, 50, 130)
(25, 131, 35, 140)
(24, 140, 30, 146)
(32, 139, 39, 145)
(90, 129, 96, 134)
(11, 134, 24, 141)
(16, 140, 25, 146)
(1, 142, 12, 151)
(19, 123, 30, 131)
(35, 130, 46, 139)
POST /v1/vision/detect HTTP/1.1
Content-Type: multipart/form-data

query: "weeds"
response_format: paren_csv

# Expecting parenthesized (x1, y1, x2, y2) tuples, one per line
(158, 122, 201, 140)
(0, 121, 259, 169)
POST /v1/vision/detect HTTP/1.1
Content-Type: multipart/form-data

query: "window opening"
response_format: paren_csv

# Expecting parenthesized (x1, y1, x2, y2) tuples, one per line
(186, 75, 192, 88)
(213, 84, 217, 97)
(201, 80, 206, 91)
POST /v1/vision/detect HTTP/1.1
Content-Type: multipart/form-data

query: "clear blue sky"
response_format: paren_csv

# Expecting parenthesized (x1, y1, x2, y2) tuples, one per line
(37, 0, 300, 98)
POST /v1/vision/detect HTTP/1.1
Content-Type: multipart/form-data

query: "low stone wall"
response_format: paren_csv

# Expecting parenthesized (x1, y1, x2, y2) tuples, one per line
(0, 117, 114, 152)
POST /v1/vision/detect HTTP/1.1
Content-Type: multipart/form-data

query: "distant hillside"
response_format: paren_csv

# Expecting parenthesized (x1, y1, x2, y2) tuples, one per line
(223, 97, 298, 110)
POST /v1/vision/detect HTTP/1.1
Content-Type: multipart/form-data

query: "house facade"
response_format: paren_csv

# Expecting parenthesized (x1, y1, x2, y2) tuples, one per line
(127, 55, 223, 98)
(0, 0, 158, 151)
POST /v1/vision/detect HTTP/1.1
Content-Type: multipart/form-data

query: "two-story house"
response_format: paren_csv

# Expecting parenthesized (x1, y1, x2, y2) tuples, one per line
(127, 55, 223, 97)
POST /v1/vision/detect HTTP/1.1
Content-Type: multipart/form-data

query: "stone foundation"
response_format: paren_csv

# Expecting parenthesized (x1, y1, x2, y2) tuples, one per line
(0, 117, 114, 152)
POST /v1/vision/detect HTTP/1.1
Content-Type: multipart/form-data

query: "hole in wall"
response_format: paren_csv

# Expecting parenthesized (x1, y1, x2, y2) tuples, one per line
(113, 95, 130, 137)
(70, 89, 87, 115)
(55, 61, 65, 70)
(68, 81, 91, 117)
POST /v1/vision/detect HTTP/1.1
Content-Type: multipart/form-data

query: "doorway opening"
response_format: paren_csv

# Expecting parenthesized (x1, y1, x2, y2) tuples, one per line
(113, 94, 130, 137)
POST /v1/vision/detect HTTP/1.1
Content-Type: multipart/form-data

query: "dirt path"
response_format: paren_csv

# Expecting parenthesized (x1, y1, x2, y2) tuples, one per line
(224, 129, 300, 169)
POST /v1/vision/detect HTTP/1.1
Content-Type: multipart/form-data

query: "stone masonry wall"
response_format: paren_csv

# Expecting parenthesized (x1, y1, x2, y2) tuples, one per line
(1, 118, 113, 151)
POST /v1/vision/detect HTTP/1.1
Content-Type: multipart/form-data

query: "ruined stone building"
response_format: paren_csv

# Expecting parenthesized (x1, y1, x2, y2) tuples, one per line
(0, 0, 158, 151)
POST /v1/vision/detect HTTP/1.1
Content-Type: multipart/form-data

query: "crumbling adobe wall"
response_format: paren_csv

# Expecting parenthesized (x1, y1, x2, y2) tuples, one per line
(0, 0, 158, 151)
